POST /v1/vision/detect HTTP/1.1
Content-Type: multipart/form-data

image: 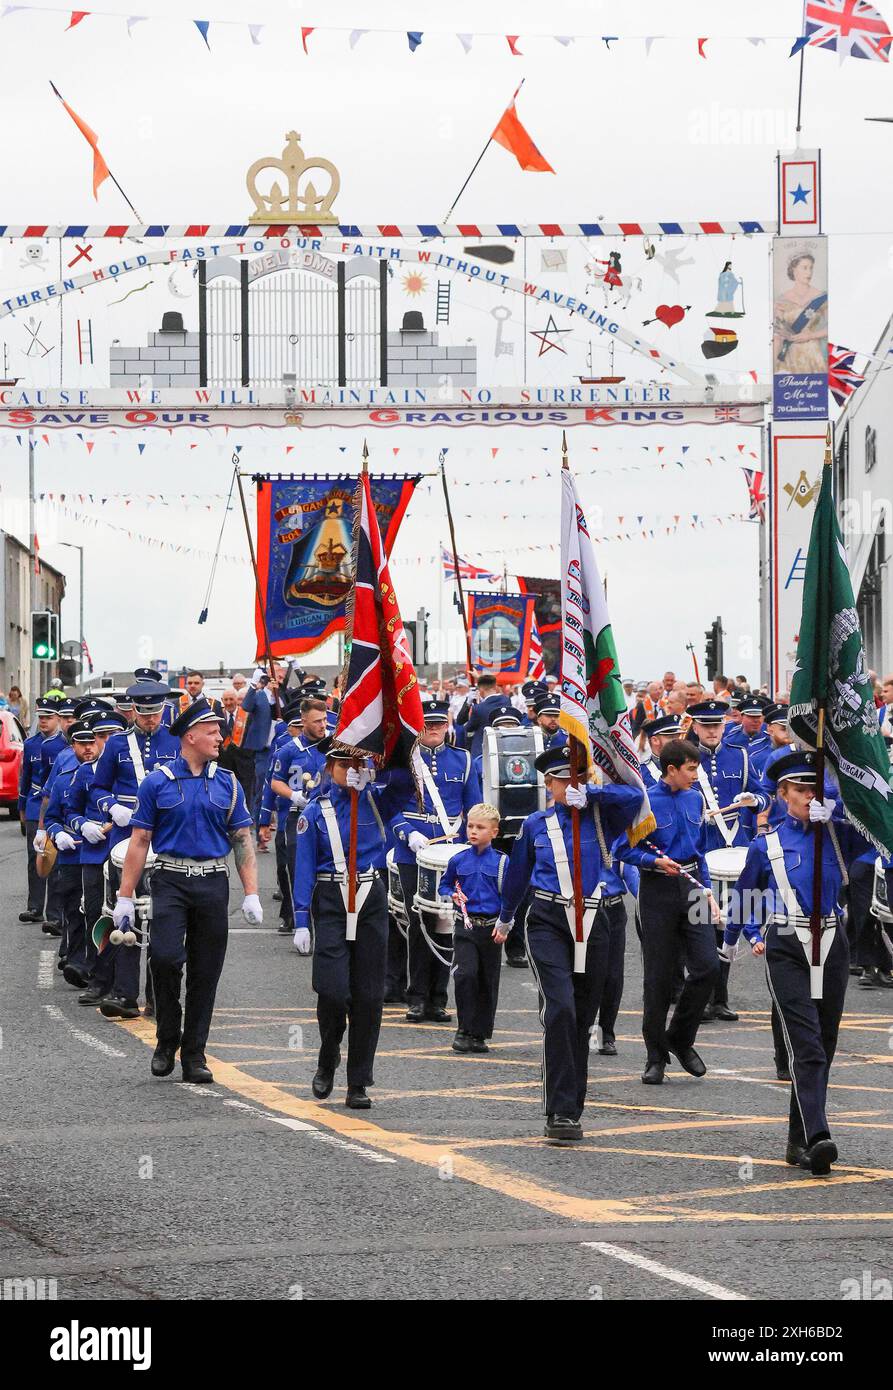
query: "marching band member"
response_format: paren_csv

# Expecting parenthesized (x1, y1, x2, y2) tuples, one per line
(292, 740, 405, 1108)
(613, 739, 721, 1087)
(116, 697, 260, 1084)
(637, 713, 687, 787)
(267, 697, 328, 938)
(438, 803, 509, 1054)
(497, 744, 643, 1143)
(533, 692, 568, 752)
(18, 695, 67, 933)
(45, 718, 101, 984)
(390, 699, 481, 1024)
(92, 680, 179, 1019)
(724, 751, 871, 1175)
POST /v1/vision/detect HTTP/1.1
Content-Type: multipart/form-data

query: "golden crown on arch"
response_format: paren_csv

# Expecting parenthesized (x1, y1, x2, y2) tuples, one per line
(246, 131, 340, 224)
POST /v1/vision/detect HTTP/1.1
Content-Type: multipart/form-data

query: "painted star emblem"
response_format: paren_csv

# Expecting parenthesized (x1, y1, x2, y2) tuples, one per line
(790, 182, 810, 205)
(530, 313, 571, 357)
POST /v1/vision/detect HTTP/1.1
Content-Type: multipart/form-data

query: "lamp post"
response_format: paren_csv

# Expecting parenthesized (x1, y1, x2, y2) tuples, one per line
(58, 542, 85, 680)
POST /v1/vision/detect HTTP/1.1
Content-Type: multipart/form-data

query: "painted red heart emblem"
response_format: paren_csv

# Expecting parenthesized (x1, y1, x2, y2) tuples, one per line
(655, 303, 686, 328)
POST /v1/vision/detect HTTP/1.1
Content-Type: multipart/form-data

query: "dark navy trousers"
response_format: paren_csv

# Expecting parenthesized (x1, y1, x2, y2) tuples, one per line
(452, 916, 502, 1038)
(596, 896, 627, 1043)
(25, 819, 63, 922)
(638, 871, 719, 1066)
(312, 877, 388, 1089)
(764, 920, 849, 1147)
(149, 867, 229, 1064)
(525, 898, 609, 1121)
(56, 863, 86, 968)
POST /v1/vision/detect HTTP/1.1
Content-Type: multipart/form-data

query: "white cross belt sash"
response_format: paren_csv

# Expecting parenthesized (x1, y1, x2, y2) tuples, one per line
(697, 765, 736, 849)
(545, 811, 602, 974)
(415, 748, 463, 840)
(765, 830, 834, 1000)
(320, 798, 373, 941)
(127, 731, 148, 786)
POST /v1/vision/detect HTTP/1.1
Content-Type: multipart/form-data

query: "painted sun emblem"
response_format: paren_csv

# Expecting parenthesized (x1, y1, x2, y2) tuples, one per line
(402, 271, 427, 297)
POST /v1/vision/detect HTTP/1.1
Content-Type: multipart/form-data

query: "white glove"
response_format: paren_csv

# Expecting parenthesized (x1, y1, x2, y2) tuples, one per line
(565, 784, 587, 809)
(290, 789, 307, 809)
(81, 820, 107, 845)
(408, 830, 428, 855)
(110, 803, 133, 828)
(346, 766, 373, 791)
(251, 666, 267, 686)
(718, 939, 740, 963)
(292, 927, 312, 955)
(242, 894, 263, 924)
(809, 797, 836, 824)
(732, 792, 758, 808)
(54, 831, 76, 853)
(113, 896, 135, 930)
(495, 919, 514, 935)
(32, 828, 47, 851)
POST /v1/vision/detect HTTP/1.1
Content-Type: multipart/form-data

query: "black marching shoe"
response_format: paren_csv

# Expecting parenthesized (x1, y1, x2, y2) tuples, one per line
(711, 1003, 739, 1022)
(451, 1030, 473, 1053)
(700, 1003, 716, 1023)
(598, 1038, 618, 1056)
(776, 1058, 792, 1082)
(470, 1036, 489, 1053)
(78, 984, 106, 1006)
(19, 910, 41, 923)
(668, 1044, 707, 1077)
(641, 1061, 666, 1085)
(800, 1138, 838, 1176)
(99, 995, 140, 1020)
(785, 1142, 807, 1167)
(42, 920, 63, 937)
(425, 1007, 452, 1024)
(404, 1002, 426, 1022)
(277, 922, 292, 935)
(312, 1049, 340, 1099)
(151, 1043, 178, 1078)
(143, 1001, 155, 1020)
(272, 889, 282, 902)
(505, 954, 528, 969)
(859, 966, 893, 989)
(346, 1086, 371, 1109)
(544, 1115, 583, 1143)
(181, 1060, 214, 1084)
(62, 964, 88, 988)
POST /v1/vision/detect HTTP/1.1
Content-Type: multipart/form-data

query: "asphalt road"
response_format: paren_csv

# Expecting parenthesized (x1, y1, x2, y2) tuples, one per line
(2, 816, 892, 1303)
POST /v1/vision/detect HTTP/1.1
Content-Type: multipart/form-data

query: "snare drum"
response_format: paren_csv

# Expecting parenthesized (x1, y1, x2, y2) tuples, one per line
(706, 847, 748, 924)
(386, 848, 408, 930)
(482, 726, 546, 840)
(108, 838, 158, 912)
(871, 856, 893, 924)
(414, 842, 466, 933)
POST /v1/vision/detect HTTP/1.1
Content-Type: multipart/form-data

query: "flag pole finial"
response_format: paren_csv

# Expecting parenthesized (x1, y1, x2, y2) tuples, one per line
(561, 429, 569, 471)
(361, 438, 369, 474)
(823, 423, 833, 469)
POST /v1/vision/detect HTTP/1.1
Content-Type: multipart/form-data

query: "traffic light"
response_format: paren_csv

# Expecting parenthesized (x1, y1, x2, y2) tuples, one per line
(31, 610, 59, 661)
(704, 615, 724, 681)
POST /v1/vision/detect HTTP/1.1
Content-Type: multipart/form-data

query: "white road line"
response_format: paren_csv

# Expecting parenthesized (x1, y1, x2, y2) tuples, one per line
(581, 1242, 749, 1301)
(37, 951, 55, 990)
(217, 1096, 396, 1165)
(42, 1004, 127, 1059)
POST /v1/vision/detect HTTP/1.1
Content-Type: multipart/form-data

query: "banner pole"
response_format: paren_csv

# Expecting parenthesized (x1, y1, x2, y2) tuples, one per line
(439, 449, 474, 682)
(345, 442, 368, 932)
(236, 458, 280, 717)
(562, 430, 586, 972)
(808, 427, 833, 998)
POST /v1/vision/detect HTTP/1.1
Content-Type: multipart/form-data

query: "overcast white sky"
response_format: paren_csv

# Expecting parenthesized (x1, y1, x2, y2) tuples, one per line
(1, 0, 892, 684)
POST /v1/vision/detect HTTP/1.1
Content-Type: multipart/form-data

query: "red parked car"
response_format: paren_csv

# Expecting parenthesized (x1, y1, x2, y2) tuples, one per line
(0, 710, 25, 817)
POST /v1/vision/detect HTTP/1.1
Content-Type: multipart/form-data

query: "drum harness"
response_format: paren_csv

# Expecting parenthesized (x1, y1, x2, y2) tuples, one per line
(411, 749, 466, 968)
(697, 756, 741, 850)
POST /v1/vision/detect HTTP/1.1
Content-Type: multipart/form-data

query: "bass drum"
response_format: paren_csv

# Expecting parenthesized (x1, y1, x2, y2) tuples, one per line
(481, 725, 546, 840)
(871, 856, 893, 925)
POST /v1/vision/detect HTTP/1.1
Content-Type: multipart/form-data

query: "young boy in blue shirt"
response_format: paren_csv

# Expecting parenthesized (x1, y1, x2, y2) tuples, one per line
(439, 803, 508, 1055)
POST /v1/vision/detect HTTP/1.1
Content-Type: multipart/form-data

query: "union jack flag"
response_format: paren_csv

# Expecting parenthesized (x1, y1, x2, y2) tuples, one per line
(741, 468, 767, 523)
(828, 343, 866, 405)
(441, 545, 500, 584)
(528, 614, 546, 680)
(805, 0, 892, 61)
(334, 470, 424, 766)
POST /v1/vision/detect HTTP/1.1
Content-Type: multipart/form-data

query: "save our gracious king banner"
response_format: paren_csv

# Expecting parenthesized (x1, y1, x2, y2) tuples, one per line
(254, 473, 420, 658)
(466, 590, 537, 682)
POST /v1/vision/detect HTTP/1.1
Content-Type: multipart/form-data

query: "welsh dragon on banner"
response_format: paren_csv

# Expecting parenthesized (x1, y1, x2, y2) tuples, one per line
(789, 438, 893, 856)
(558, 439, 655, 846)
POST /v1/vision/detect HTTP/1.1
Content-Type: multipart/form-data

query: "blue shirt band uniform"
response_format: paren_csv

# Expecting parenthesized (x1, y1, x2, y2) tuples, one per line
(613, 738, 721, 1086)
(389, 700, 482, 1023)
(118, 698, 259, 1084)
(437, 806, 509, 1051)
(18, 696, 67, 928)
(292, 739, 406, 1108)
(724, 751, 871, 1177)
(499, 743, 644, 1143)
(45, 719, 101, 986)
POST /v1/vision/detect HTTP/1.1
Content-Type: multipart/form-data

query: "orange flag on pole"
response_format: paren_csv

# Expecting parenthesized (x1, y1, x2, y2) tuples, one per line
(50, 81, 109, 198)
(491, 84, 554, 172)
